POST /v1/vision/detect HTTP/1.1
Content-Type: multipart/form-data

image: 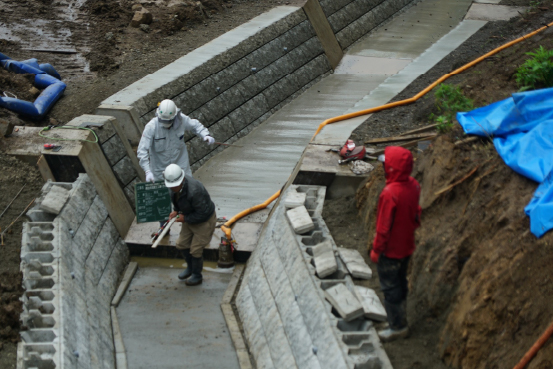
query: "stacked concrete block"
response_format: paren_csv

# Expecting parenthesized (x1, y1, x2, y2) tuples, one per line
(287, 205, 316, 234)
(19, 173, 130, 369)
(324, 284, 364, 322)
(236, 185, 392, 369)
(338, 248, 373, 279)
(284, 189, 307, 208)
(312, 240, 338, 278)
(39, 186, 70, 215)
(354, 286, 387, 322)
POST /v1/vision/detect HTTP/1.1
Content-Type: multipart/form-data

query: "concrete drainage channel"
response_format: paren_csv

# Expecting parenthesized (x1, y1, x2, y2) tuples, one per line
(14, 0, 429, 368)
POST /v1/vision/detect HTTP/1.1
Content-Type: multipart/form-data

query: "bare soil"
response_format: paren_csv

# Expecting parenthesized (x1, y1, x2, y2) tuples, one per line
(324, 1, 553, 368)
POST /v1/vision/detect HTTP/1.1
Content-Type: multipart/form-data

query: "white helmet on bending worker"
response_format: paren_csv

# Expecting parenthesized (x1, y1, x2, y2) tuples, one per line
(137, 99, 216, 183)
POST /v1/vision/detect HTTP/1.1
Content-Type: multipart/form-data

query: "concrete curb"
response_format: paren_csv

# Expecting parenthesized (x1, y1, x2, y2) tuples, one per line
(111, 307, 127, 369)
(220, 265, 253, 369)
(111, 262, 138, 308)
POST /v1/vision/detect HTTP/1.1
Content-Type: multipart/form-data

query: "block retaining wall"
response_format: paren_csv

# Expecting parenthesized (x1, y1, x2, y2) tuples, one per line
(100, 0, 416, 172)
(235, 185, 392, 369)
(18, 174, 129, 369)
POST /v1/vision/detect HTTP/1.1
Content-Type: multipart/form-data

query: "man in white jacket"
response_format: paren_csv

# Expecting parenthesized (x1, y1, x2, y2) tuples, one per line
(137, 99, 215, 183)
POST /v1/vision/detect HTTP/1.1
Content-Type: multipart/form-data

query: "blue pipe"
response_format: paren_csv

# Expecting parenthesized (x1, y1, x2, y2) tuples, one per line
(0, 53, 65, 119)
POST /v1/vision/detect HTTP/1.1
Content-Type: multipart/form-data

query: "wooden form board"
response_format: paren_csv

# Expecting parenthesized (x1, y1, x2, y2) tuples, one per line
(303, 0, 343, 69)
(1, 125, 134, 238)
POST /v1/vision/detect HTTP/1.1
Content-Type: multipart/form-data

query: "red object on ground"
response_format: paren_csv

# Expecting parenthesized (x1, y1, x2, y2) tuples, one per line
(43, 144, 58, 149)
(339, 139, 366, 161)
(372, 146, 422, 259)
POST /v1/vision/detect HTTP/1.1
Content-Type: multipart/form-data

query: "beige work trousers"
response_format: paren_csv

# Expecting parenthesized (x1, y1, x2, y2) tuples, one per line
(175, 211, 217, 258)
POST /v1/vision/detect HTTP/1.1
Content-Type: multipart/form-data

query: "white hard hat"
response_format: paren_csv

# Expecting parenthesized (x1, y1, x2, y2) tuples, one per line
(163, 164, 185, 188)
(156, 99, 177, 127)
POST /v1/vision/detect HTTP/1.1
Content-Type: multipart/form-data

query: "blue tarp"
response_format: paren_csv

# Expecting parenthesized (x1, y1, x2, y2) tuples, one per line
(457, 87, 553, 237)
(0, 52, 66, 119)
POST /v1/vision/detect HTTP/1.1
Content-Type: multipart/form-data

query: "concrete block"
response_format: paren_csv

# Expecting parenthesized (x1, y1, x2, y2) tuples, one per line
(26, 209, 56, 222)
(324, 284, 364, 322)
(286, 206, 315, 234)
(101, 134, 127, 166)
(338, 248, 372, 279)
(312, 240, 338, 279)
(354, 286, 387, 322)
(40, 185, 70, 215)
(113, 156, 138, 186)
(284, 190, 306, 208)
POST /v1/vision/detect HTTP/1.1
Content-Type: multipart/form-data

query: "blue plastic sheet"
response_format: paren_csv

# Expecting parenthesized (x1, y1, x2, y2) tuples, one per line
(0, 53, 66, 119)
(457, 87, 553, 237)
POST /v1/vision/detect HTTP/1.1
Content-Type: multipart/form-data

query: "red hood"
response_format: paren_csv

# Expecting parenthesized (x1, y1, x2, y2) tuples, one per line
(384, 146, 413, 184)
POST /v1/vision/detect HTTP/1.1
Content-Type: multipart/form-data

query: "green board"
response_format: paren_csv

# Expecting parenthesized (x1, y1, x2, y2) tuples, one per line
(135, 181, 172, 223)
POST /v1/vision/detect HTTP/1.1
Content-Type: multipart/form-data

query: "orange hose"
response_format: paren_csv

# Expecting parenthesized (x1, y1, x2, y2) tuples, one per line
(221, 190, 281, 240)
(513, 320, 553, 369)
(311, 21, 553, 140)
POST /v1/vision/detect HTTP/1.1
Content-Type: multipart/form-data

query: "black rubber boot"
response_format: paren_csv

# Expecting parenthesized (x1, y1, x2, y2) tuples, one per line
(178, 249, 192, 280)
(185, 256, 203, 286)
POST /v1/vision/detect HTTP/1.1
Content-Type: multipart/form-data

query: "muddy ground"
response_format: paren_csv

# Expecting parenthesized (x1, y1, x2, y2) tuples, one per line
(323, 1, 553, 368)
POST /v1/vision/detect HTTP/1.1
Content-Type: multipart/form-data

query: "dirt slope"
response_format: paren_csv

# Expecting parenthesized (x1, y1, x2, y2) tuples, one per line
(324, 1, 553, 368)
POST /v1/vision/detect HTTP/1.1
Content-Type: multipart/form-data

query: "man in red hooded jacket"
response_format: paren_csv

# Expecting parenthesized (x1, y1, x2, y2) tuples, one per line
(370, 146, 421, 342)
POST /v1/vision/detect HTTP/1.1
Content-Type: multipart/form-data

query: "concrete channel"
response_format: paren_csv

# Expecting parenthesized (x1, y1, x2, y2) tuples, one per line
(13, 0, 524, 368)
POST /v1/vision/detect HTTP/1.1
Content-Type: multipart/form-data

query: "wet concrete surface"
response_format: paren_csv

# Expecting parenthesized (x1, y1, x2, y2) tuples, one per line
(465, 3, 527, 21)
(346, 0, 473, 59)
(117, 266, 239, 369)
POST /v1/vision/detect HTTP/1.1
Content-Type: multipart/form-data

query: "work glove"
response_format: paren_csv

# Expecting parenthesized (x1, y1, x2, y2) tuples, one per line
(370, 249, 380, 264)
(145, 171, 155, 183)
(203, 135, 215, 145)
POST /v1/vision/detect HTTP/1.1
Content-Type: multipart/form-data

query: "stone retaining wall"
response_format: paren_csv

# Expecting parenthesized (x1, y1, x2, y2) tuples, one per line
(99, 0, 415, 172)
(18, 174, 129, 369)
(321, 0, 415, 49)
(235, 185, 392, 369)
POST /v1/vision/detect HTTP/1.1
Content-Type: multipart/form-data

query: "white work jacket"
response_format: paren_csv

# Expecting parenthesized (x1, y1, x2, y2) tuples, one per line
(137, 112, 210, 180)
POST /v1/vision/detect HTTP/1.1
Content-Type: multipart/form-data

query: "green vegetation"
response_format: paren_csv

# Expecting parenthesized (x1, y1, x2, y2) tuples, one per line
(430, 84, 474, 133)
(515, 46, 553, 91)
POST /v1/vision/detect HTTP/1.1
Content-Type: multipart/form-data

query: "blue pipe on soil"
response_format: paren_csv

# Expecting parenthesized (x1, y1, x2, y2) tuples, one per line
(0, 53, 66, 119)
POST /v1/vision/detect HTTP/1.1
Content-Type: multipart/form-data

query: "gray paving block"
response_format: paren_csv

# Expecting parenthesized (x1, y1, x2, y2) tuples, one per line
(40, 185, 70, 215)
(284, 190, 306, 209)
(312, 240, 338, 279)
(354, 286, 387, 322)
(286, 206, 315, 234)
(324, 284, 364, 322)
(338, 248, 372, 279)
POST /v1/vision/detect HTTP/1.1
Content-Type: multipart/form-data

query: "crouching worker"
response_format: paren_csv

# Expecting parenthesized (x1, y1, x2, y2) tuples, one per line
(370, 146, 421, 342)
(163, 164, 216, 286)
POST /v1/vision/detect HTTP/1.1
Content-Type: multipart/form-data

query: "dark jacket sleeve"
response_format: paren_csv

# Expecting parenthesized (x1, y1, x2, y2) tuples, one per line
(185, 180, 215, 224)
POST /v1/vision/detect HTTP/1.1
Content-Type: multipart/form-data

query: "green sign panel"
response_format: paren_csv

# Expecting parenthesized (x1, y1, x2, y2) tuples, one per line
(135, 181, 172, 223)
